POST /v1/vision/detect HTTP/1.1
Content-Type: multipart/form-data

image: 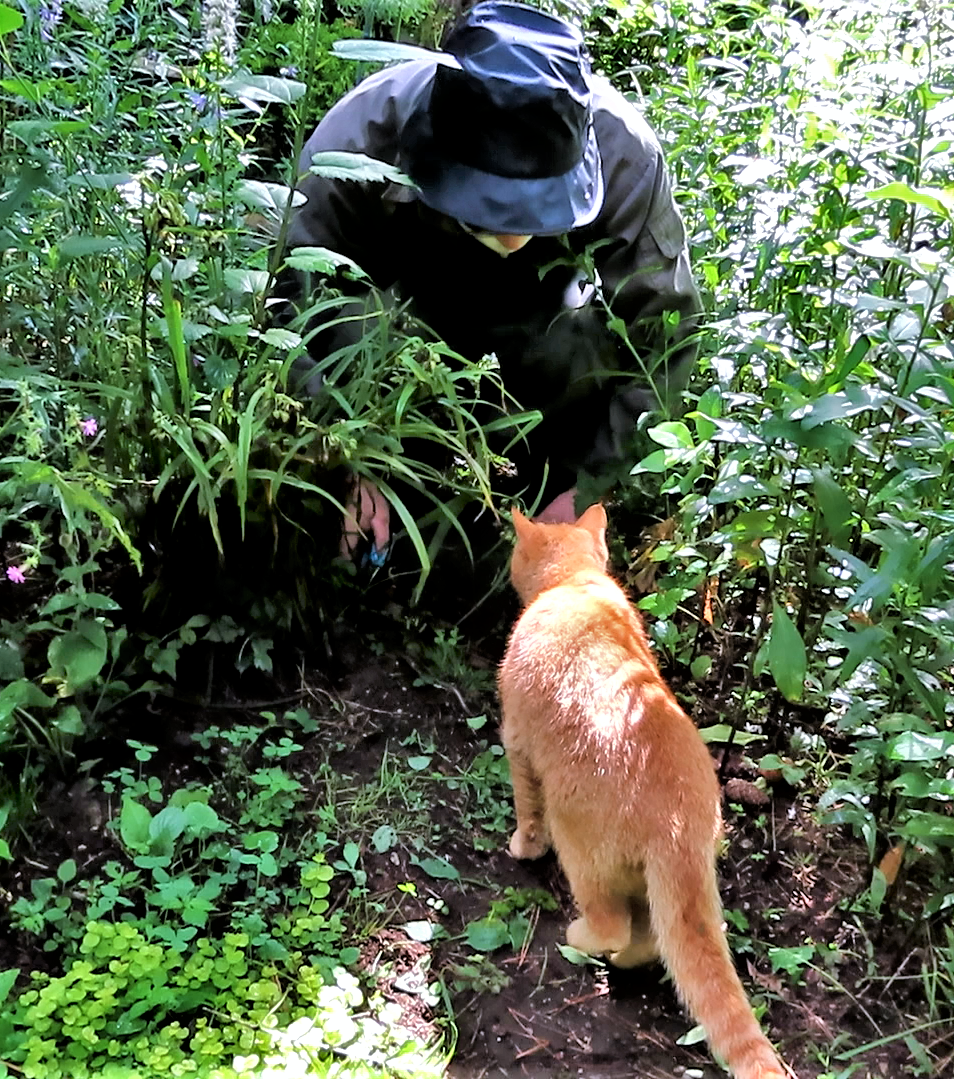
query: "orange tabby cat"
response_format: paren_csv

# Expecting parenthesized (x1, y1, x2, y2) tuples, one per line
(498, 504, 787, 1079)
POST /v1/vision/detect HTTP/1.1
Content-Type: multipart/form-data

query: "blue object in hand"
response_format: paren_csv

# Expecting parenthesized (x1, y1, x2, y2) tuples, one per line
(362, 542, 389, 569)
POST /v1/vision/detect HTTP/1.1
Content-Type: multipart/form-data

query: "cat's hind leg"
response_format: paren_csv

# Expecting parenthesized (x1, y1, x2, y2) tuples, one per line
(609, 897, 659, 968)
(506, 749, 551, 860)
(564, 878, 632, 957)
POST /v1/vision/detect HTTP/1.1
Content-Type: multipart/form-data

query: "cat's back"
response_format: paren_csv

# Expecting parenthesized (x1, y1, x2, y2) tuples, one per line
(502, 569, 652, 690)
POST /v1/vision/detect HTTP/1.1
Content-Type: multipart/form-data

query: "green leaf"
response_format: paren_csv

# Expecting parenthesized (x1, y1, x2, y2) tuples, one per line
(707, 473, 777, 505)
(415, 856, 459, 881)
(465, 918, 510, 952)
(648, 421, 694, 449)
(56, 858, 77, 883)
(235, 180, 305, 215)
(886, 731, 954, 762)
(676, 1024, 707, 1046)
(899, 811, 954, 842)
(219, 74, 306, 106)
(556, 943, 602, 966)
(9, 119, 90, 142)
(182, 802, 223, 838)
(767, 944, 815, 976)
(120, 798, 152, 852)
(223, 268, 270, 295)
(47, 619, 108, 691)
(58, 235, 127, 259)
(402, 920, 437, 943)
(697, 724, 765, 746)
(767, 603, 807, 702)
(149, 806, 186, 854)
(372, 825, 396, 853)
(407, 755, 432, 771)
(865, 181, 953, 218)
(308, 151, 417, 188)
(0, 77, 51, 103)
(812, 468, 853, 546)
(0, 969, 18, 1007)
(333, 39, 442, 64)
(284, 245, 367, 277)
(0, 4, 24, 34)
(690, 655, 712, 679)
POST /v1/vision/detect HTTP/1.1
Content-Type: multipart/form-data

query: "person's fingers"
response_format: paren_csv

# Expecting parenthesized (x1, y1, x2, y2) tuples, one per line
(340, 477, 390, 560)
(339, 480, 364, 558)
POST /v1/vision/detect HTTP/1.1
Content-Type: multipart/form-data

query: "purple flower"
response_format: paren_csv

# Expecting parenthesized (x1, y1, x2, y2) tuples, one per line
(81, 417, 98, 437)
(39, 0, 63, 42)
(6, 566, 26, 584)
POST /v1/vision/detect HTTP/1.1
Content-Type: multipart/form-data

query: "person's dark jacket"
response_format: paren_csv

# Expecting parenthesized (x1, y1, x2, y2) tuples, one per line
(280, 59, 702, 497)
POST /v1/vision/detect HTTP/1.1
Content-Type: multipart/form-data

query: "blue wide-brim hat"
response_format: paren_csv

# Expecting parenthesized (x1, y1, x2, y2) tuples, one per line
(399, 1, 604, 236)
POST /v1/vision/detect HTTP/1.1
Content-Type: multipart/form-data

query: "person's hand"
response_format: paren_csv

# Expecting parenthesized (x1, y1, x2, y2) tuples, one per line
(534, 487, 578, 524)
(340, 474, 390, 561)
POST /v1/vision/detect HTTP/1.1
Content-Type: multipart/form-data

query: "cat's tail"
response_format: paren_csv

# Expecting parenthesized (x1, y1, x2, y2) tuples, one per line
(644, 849, 787, 1079)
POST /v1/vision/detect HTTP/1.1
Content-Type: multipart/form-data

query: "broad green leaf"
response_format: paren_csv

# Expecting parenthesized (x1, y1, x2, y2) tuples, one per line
(707, 473, 777, 505)
(676, 1024, 708, 1046)
(0, 680, 54, 725)
(308, 151, 417, 188)
(223, 268, 270, 295)
(120, 798, 152, 851)
(219, 74, 306, 106)
(887, 731, 954, 762)
(259, 327, 301, 350)
(866, 181, 953, 218)
(0, 4, 24, 33)
(66, 171, 134, 189)
(0, 644, 24, 681)
(52, 705, 85, 736)
(149, 807, 186, 855)
(901, 811, 954, 842)
(0, 77, 52, 103)
(415, 856, 459, 881)
(284, 245, 367, 277)
(47, 619, 108, 691)
(767, 603, 807, 702)
(812, 468, 853, 546)
(0, 969, 18, 1006)
(697, 724, 765, 746)
(402, 920, 437, 943)
(648, 421, 694, 449)
(235, 179, 305, 214)
(465, 918, 510, 952)
(407, 755, 431, 771)
(57, 858, 77, 884)
(790, 384, 886, 428)
(9, 119, 89, 142)
(767, 944, 814, 975)
(182, 802, 223, 837)
(372, 825, 396, 853)
(333, 39, 445, 64)
(58, 235, 127, 259)
(556, 943, 602, 966)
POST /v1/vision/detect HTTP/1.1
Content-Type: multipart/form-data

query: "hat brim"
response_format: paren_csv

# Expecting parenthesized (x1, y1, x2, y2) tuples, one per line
(410, 120, 603, 236)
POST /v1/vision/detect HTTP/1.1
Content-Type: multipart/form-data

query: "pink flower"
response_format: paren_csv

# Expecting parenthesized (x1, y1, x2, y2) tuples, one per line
(81, 417, 98, 437)
(6, 566, 26, 583)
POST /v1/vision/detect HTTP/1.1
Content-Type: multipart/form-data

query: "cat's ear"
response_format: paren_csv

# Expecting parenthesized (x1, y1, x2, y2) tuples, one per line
(576, 503, 607, 535)
(511, 507, 533, 540)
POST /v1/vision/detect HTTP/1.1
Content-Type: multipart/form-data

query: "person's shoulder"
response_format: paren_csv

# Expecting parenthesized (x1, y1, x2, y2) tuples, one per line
(589, 74, 662, 159)
(332, 59, 439, 120)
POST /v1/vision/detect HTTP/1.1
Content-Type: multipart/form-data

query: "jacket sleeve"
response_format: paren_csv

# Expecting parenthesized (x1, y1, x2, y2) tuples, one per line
(575, 83, 702, 487)
(275, 64, 433, 392)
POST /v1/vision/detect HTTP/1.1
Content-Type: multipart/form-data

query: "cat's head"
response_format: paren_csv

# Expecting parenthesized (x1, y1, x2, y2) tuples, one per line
(510, 503, 609, 604)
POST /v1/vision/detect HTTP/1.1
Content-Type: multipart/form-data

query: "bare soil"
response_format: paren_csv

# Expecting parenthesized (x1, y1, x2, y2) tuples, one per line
(2, 609, 952, 1079)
